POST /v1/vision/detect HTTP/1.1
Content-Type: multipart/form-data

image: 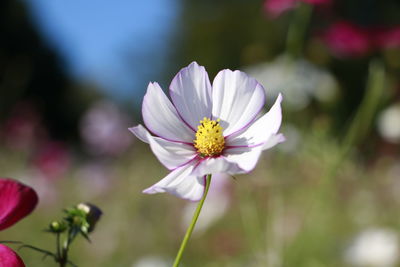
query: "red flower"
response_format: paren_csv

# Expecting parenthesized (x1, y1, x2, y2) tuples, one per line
(322, 21, 371, 58)
(0, 244, 25, 267)
(0, 178, 38, 267)
(32, 141, 70, 180)
(0, 178, 38, 231)
(374, 27, 400, 49)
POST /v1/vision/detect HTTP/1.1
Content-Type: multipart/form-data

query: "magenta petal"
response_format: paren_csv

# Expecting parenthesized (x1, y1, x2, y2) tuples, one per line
(322, 21, 371, 58)
(0, 178, 38, 231)
(0, 244, 25, 267)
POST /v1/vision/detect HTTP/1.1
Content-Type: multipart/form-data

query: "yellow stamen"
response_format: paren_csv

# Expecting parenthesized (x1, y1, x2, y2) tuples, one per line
(194, 117, 225, 157)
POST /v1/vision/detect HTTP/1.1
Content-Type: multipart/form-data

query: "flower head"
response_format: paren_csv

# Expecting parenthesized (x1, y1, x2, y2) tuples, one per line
(0, 178, 38, 267)
(129, 62, 284, 201)
(374, 27, 400, 49)
(0, 178, 38, 231)
(321, 21, 371, 58)
(345, 228, 399, 267)
(0, 244, 25, 267)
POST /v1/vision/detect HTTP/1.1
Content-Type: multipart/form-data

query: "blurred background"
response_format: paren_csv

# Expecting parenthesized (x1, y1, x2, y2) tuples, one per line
(1, 0, 400, 266)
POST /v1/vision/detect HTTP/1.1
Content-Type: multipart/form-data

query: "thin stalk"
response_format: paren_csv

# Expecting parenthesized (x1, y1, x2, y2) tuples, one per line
(340, 60, 386, 159)
(56, 233, 61, 260)
(286, 2, 313, 59)
(60, 229, 74, 267)
(172, 174, 212, 267)
(320, 60, 385, 203)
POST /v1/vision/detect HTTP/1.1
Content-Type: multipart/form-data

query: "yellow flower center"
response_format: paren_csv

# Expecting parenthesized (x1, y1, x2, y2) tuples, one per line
(194, 117, 225, 157)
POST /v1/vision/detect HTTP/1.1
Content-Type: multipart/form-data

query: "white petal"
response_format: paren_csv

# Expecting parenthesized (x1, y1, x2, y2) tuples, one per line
(226, 94, 283, 147)
(142, 82, 195, 143)
(170, 62, 212, 130)
(191, 157, 244, 177)
(224, 146, 263, 172)
(212, 69, 265, 136)
(143, 162, 206, 201)
(129, 125, 197, 170)
(262, 133, 286, 150)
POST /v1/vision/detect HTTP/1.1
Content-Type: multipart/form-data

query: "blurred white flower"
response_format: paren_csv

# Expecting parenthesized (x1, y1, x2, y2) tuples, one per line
(132, 256, 171, 267)
(80, 100, 133, 156)
(246, 55, 338, 110)
(181, 173, 232, 234)
(377, 103, 400, 143)
(345, 228, 399, 267)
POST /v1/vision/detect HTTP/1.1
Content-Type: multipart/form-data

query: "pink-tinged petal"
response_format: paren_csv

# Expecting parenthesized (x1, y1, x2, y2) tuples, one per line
(0, 244, 25, 267)
(262, 133, 286, 150)
(322, 21, 371, 58)
(143, 162, 205, 201)
(142, 82, 194, 143)
(212, 69, 265, 137)
(191, 157, 244, 177)
(227, 94, 283, 147)
(0, 178, 38, 231)
(129, 125, 197, 170)
(170, 62, 212, 130)
(224, 146, 263, 173)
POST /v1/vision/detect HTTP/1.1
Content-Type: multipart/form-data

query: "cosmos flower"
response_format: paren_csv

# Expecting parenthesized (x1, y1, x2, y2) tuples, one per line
(0, 178, 39, 267)
(0, 244, 25, 267)
(374, 27, 400, 49)
(31, 141, 70, 180)
(345, 228, 399, 267)
(377, 103, 400, 144)
(321, 21, 371, 58)
(80, 100, 133, 157)
(129, 62, 284, 201)
(0, 178, 38, 231)
(246, 55, 338, 111)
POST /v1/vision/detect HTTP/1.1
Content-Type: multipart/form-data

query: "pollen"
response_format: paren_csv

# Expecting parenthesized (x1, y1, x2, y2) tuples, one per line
(194, 117, 225, 157)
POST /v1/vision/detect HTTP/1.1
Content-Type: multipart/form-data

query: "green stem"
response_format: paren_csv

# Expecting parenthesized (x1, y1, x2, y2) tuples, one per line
(172, 174, 212, 267)
(286, 2, 313, 59)
(340, 59, 386, 159)
(60, 229, 74, 267)
(56, 233, 61, 260)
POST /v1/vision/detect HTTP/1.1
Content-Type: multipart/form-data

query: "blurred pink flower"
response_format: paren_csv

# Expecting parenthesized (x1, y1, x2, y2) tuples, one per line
(322, 21, 371, 58)
(1, 102, 46, 152)
(0, 244, 25, 267)
(32, 141, 70, 180)
(374, 27, 400, 49)
(0, 178, 38, 267)
(0, 178, 38, 231)
(264, 0, 330, 18)
(80, 101, 133, 157)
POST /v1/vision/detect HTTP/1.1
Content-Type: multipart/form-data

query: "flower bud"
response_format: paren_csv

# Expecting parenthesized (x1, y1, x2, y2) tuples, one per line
(48, 220, 67, 233)
(76, 203, 102, 233)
